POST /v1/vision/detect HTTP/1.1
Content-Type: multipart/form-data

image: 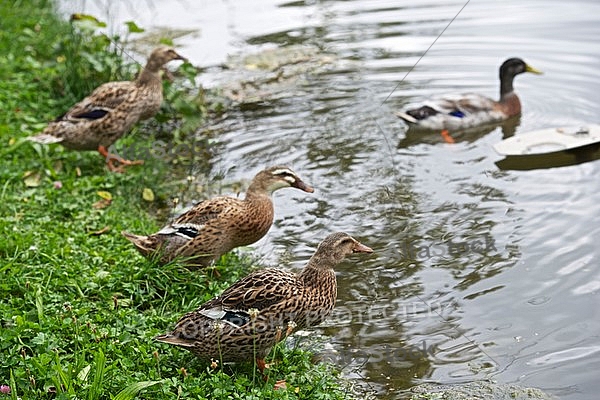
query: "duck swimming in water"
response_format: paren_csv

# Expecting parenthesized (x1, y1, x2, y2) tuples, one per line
(396, 58, 542, 133)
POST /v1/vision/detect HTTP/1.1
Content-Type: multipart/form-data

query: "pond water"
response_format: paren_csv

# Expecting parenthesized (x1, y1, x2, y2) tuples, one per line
(59, 0, 600, 398)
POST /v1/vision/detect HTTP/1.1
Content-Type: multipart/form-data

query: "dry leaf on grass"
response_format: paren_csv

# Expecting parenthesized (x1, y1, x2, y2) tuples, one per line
(89, 226, 111, 236)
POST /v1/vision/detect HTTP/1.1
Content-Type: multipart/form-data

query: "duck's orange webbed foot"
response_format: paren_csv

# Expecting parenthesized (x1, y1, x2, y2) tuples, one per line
(441, 129, 455, 144)
(98, 145, 144, 173)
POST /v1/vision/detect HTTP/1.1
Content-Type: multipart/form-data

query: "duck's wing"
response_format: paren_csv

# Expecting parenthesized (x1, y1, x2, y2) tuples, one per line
(197, 268, 301, 326)
(155, 197, 239, 240)
(398, 93, 496, 122)
(433, 93, 497, 116)
(59, 81, 134, 122)
(155, 268, 301, 349)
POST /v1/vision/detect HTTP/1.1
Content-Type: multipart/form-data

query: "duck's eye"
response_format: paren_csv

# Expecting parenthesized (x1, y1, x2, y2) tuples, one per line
(339, 238, 354, 246)
(271, 168, 296, 181)
(281, 175, 297, 184)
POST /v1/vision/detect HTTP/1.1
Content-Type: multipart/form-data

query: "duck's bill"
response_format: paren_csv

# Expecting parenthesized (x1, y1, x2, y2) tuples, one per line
(353, 242, 373, 253)
(525, 64, 543, 74)
(294, 180, 315, 193)
(174, 52, 188, 62)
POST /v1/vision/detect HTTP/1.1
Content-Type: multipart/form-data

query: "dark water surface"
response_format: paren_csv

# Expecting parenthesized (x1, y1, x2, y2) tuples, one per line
(61, 1, 600, 398)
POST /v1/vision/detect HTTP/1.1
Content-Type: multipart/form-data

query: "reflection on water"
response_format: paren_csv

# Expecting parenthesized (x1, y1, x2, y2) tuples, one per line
(60, 0, 600, 398)
(398, 116, 521, 148)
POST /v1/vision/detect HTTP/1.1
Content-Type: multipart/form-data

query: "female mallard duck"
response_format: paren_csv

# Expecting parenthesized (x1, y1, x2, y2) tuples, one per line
(122, 166, 314, 268)
(28, 46, 186, 172)
(155, 232, 373, 371)
(396, 58, 542, 132)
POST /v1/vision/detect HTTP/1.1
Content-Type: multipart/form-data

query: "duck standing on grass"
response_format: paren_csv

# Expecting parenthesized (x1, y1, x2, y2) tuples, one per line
(28, 46, 186, 172)
(396, 58, 542, 136)
(122, 166, 314, 268)
(155, 232, 373, 375)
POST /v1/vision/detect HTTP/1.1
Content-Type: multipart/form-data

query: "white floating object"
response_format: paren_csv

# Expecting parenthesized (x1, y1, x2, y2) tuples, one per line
(493, 124, 600, 156)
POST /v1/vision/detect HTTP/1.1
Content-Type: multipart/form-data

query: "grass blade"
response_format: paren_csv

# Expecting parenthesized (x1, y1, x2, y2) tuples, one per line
(35, 288, 44, 324)
(113, 380, 162, 400)
(9, 369, 17, 400)
(53, 351, 73, 395)
(87, 349, 106, 400)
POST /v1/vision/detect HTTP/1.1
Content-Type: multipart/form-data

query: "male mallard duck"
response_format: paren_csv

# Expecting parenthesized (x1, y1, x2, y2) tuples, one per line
(122, 166, 314, 267)
(396, 58, 542, 133)
(155, 232, 373, 371)
(28, 46, 186, 172)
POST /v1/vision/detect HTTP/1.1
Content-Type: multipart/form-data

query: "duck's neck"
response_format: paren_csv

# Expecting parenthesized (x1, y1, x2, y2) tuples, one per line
(244, 184, 273, 202)
(296, 262, 337, 328)
(136, 59, 162, 87)
(242, 188, 274, 222)
(499, 74, 516, 101)
(299, 256, 336, 286)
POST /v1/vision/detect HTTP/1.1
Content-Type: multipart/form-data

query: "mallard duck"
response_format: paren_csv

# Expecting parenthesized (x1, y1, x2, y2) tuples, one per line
(122, 166, 314, 268)
(28, 46, 186, 172)
(396, 58, 542, 132)
(155, 232, 373, 371)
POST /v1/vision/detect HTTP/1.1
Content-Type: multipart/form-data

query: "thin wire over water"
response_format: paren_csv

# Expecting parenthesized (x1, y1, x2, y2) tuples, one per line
(366, 0, 502, 372)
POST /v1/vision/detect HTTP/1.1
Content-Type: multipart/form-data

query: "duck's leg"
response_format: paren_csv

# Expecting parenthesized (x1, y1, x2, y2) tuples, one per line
(98, 145, 144, 173)
(257, 357, 287, 389)
(256, 357, 268, 374)
(440, 130, 455, 144)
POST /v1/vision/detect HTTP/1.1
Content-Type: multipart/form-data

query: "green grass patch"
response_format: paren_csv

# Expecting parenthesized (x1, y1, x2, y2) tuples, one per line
(0, 0, 355, 398)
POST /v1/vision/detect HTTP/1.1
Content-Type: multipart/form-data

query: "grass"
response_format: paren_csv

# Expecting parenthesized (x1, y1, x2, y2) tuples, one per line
(0, 0, 356, 398)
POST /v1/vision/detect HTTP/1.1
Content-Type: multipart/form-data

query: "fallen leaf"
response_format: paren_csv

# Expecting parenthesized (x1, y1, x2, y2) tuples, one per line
(77, 365, 91, 381)
(23, 171, 41, 187)
(142, 188, 155, 202)
(89, 226, 110, 236)
(92, 199, 111, 209)
(97, 191, 112, 201)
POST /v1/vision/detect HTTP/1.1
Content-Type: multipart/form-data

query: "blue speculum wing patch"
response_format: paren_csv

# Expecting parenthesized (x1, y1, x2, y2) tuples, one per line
(449, 110, 465, 118)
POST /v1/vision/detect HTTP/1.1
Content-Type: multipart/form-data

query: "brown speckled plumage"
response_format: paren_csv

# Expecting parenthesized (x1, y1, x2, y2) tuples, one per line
(29, 46, 185, 169)
(122, 166, 314, 267)
(154, 232, 373, 366)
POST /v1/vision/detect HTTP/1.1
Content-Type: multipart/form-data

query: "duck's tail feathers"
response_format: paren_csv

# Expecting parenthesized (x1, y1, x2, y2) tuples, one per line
(154, 333, 195, 347)
(122, 231, 160, 256)
(395, 111, 418, 123)
(396, 105, 440, 124)
(27, 133, 64, 144)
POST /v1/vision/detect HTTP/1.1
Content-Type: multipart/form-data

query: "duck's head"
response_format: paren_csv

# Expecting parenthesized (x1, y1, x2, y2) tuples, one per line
(147, 46, 187, 71)
(311, 232, 373, 268)
(250, 166, 314, 194)
(500, 58, 543, 79)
